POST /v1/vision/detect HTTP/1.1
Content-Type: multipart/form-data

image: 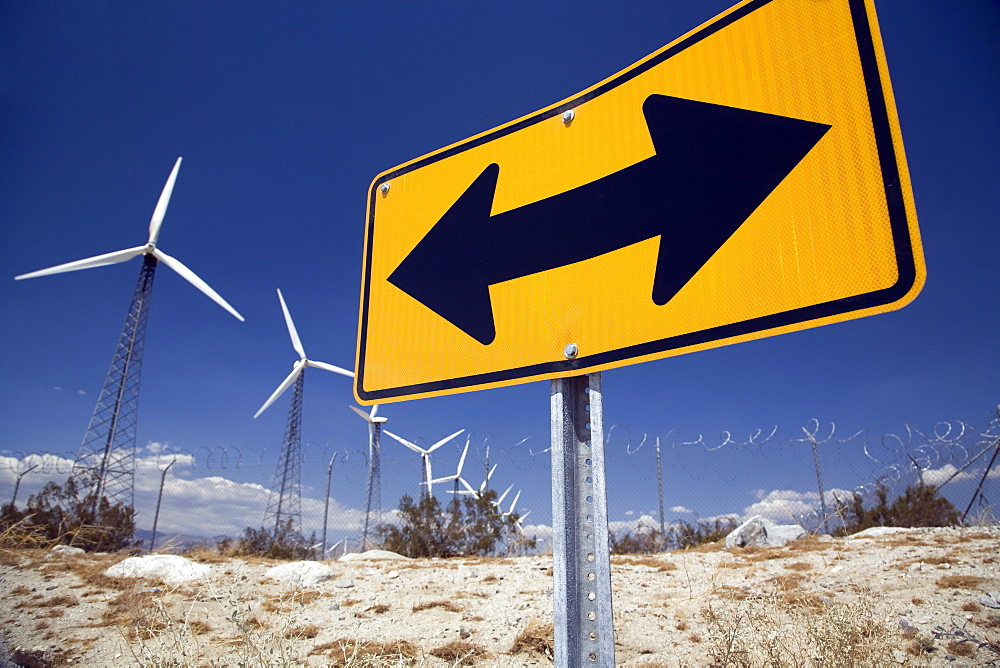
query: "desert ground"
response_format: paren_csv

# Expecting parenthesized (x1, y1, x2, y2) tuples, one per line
(1, 526, 998, 666)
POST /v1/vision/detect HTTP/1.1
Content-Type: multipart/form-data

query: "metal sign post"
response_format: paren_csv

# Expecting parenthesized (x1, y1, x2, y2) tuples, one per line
(551, 372, 614, 666)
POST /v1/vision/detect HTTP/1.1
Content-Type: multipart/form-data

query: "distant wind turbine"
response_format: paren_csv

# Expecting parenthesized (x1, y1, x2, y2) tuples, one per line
(14, 157, 243, 517)
(254, 288, 353, 535)
(384, 428, 465, 496)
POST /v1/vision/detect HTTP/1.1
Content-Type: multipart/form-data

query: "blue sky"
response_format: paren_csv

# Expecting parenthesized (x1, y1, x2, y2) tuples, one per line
(1, 1, 997, 543)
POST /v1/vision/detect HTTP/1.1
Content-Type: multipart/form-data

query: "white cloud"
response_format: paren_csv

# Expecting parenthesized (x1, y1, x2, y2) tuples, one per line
(608, 514, 659, 535)
(670, 505, 693, 514)
(53, 386, 62, 391)
(77, 390, 86, 395)
(741, 488, 853, 522)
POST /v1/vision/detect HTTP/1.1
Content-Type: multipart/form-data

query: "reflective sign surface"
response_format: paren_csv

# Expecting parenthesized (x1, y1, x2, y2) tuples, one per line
(356, 0, 924, 404)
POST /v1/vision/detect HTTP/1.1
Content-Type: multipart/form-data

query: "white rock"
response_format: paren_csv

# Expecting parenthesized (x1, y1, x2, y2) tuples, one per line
(50, 545, 85, 555)
(104, 554, 209, 585)
(848, 526, 911, 539)
(338, 549, 410, 562)
(265, 561, 333, 588)
(725, 515, 805, 549)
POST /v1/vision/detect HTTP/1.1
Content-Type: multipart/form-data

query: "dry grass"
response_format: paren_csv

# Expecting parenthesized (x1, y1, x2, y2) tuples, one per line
(309, 638, 421, 666)
(429, 640, 490, 665)
(510, 619, 554, 657)
(613, 555, 678, 571)
(936, 575, 988, 590)
(412, 599, 463, 613)
(784, 561, 813, 572)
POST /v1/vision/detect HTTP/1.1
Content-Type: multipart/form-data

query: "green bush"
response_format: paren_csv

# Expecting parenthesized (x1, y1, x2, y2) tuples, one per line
(0, 472, 137, 552)
(376, 489, 534, 558)
(610, 518, 737, 554)
(834, 483, 959, 536)
(217, 519, 318, 560)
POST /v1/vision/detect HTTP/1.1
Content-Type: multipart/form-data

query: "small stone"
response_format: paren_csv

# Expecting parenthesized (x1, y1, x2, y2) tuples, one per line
(334, 579, 355, 589)
(460, 627, 471, 639)
(329, 603, 340, 611)
(388, 570, 399, 579)
(946, 654, 957, 661)
(979, 592, 1000, 609)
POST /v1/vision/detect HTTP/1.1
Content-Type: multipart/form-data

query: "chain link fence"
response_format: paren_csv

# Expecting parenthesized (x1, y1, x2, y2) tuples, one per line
(2, 408, 997, 555)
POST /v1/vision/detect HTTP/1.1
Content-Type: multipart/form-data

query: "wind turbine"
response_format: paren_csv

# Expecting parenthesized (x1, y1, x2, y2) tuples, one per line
(254, 288, 353, 536)
(383, 428, 465, 496)
(14, 157, 243, 517)
(349, 404, 388, 548)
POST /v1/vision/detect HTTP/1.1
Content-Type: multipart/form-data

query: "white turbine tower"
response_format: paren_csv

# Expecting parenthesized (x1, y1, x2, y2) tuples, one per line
(383, 428, 465, 496)
(253, 288, 353, 536)
(14, 157, 243, 521)
(349, 404, 387, 548)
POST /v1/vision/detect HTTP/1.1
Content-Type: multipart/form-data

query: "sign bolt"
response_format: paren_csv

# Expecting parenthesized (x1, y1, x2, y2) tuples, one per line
(561, 109, 575, 124)
(379, 182, 390, 195)
(564, 343, 579, 359)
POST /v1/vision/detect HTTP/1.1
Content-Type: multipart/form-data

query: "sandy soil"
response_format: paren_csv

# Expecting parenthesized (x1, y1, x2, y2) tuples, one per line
(1, 526, 998, 666)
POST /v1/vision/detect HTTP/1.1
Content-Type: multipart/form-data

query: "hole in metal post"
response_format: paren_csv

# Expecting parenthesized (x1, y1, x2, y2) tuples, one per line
(588, 572, 595, 580)
(588, 612, 596, 621)
(587, 553, 595, 561)
(589, 651, 597, 661)
(588, 592, 596, 600)
(585, 458, 592, 465)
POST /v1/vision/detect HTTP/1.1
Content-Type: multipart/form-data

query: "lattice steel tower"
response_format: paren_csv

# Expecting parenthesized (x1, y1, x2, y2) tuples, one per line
(263, 372, 305, 533)
(72, 255, 157, 512)
(253, 288, 354, 537)
(14, 158, 245, 520)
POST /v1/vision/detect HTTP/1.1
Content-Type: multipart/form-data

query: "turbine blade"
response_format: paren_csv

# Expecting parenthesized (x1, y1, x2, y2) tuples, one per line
(424, 457, 433, 495)
(371, 404, 379, 419)
(148, 157, 182, 245)
(349, 405, 373, 423)
(456, 439, 469, 476)
(509, 490, 521, 515)
(426, 474, 457, 485)
(383, 429, 423, 454)
(307, 360, 355, 378)
(458, 477, 476, 494)
(15, 246, 146, 280)
(153, 249, 244, 321)
(253, 361, 304, 418)
(497, 484, 513, 506)
(277, 289, 305, 360)
(428, 429, 465, 453)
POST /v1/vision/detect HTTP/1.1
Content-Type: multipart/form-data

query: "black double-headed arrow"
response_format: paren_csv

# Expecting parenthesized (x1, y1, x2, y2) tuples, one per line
(388, 94, 831, 345)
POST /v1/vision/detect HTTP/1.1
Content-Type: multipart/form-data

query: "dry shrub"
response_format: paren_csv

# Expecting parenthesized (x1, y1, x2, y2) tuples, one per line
(946, 639, 977, 657)
(10, 585, 30, 596)
(101, 589, 168, 639)
(701, 589, 898, 666)
(936, 575, 988, 590)
(413, 599, 462, 613)
(187, 619, 212, 636)
(430, 640, 490, 665)
(614, 555, 677, 571)
(368, 603, 390, 614)
(510, 619, 554, 657)
(283, 623, 320, 639)
(310, 638, 420, 666)
(481, 574, 499, 583)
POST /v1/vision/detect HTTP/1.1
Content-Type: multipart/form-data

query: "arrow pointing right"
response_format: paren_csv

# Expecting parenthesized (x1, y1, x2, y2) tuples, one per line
(389, 94, 831, 345)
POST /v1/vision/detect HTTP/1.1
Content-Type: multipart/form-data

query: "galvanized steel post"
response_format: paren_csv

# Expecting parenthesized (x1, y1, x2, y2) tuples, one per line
(550, 372, 615, 666)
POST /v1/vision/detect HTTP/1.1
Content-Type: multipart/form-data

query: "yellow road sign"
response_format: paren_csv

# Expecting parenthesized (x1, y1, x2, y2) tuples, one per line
(355, 0, 924, 404)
